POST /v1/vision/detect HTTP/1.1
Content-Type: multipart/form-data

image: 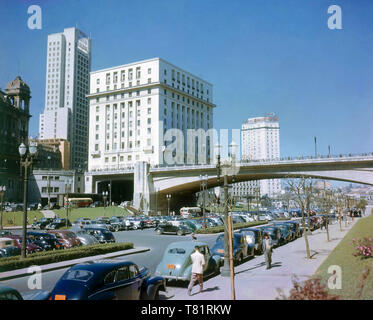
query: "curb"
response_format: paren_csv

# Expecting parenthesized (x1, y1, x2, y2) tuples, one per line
(0, 247, 150, 281)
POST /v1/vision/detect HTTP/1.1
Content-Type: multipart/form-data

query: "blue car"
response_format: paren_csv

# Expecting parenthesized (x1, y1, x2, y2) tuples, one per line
(50, 260, 166, 300)
(211, 233, 254, 265)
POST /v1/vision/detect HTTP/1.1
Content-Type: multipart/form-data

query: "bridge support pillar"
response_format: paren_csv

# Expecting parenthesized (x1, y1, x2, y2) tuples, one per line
(133, 161, 154, 215)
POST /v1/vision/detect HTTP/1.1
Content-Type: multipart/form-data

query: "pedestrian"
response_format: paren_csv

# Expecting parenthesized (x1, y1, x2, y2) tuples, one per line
(262, 233, 273, 269)
(187, 245, 205, 296)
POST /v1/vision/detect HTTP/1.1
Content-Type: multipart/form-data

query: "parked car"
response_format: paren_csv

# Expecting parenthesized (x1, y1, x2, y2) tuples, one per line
(274, 221, 300, 239)
(0, 284, 50, 300)
(45, 230, 82, 249)
(49, 260, 166, 300)
(27, 232, 64, 251)
(109, 217, 126, 232)
(259, 226, 281, 247)
(0, 230, 12, 237)
(155, 222, 193, 236)
(31, 218, 54, 230)
(155, 241, 221, 281)
(211, 233, 254, 265)
(274, 224, 292, 244)
(74, 230, 100, 246)
(238, 227, 263, 254)
(7, 235, 42, 254)
(46, 218, 72, 230)
(83, 228, 115, 243)
(91, 219, 115, 232)
(0, 237, 21, 257)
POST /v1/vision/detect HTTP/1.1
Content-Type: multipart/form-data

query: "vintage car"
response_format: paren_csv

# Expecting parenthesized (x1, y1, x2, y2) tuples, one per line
(49, 260, 166, 300)
(0, 284, 50, 300)
(155, 241, 221, 282)
(211, 233, 254, 264)
(45, 230, 82, 249)
(91, 219, 115, 232)
(7, 235, 42, 254)
(0, 237, 21, 257)
(273, 221, 300, 239)
(274, 224, 293, 244)
(27, 232, 64, 251)
(0, 230, 12, 237)
(31, 218, 54, 230)
(45, 218, 72, 230)
(83, 228, 116, 243)
(237, 228, 263, 254)
(259, 226, 282, 247)
(155, 222, 193, 236)
(74, 230, 100, 246)
(109, 217, 127, 231)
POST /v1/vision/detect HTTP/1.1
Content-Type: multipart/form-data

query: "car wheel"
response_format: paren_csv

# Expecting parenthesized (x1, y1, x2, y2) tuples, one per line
(156, 229, 162, 235)
(177, 230, 184, 236)
(133, 226, 138, 230)
(115, 226, 119, 232)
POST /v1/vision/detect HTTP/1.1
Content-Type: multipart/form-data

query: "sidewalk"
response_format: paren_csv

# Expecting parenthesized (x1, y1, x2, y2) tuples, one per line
(0, 246, 150, 281)
(170, 218, 357, 300)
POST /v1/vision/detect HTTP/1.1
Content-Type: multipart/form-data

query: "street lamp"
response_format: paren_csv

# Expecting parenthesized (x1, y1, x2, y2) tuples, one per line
(166, 194, 171, 216)
(199, 174, 208, 228)
(65, 178, 72, 228)
(47, 155, 52, 209)
(0, 186, 6, 230)
(108, 181, 112, 206)
(102, 191, 108, 217)
(19, 141, 38, 258)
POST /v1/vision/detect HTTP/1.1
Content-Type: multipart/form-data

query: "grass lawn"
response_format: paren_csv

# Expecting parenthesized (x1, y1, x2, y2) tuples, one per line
(1, 211, 44, 227)
(314, 214, 373, 299)
(53, 206, 132, 221)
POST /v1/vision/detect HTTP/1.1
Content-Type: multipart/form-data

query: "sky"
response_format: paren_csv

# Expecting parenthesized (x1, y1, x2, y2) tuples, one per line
(1, 0, 373, 161)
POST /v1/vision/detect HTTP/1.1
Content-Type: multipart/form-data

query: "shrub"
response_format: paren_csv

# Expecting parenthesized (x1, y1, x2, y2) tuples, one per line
(195, 221, 267, 234)
(352, 237, 373, 258)
(0, 242, 133, 273)
(276, 276, 340, 300)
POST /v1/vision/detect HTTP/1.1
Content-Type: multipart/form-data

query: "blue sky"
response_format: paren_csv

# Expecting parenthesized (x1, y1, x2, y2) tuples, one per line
(1, 0, 373, 160)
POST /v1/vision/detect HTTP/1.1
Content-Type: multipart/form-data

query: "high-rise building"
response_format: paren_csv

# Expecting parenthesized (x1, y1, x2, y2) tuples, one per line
(39, 27, 91, 170)
(233, 114, 281, 199)
(86, 57, 214, 172)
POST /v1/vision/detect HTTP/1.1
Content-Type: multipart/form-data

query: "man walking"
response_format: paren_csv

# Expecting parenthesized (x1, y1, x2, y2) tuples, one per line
(262, 233, 273, 269)
(187, 245, 205, 296)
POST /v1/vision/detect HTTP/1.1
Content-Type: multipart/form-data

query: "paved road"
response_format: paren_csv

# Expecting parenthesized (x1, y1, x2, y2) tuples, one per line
(0, 228, 218, 294)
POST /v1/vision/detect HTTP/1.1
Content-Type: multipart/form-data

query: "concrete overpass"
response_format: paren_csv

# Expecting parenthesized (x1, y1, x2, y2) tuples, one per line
(84, 153, 373, 214)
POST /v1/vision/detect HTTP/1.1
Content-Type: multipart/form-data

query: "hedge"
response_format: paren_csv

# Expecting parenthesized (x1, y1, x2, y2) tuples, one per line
(195, 221, 268, 234)
(0, 242, 133, 273)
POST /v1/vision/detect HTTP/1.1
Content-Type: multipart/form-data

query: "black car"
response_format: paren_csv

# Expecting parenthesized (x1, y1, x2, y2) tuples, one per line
(281, 220, 302, 238)
(84, 228, 116, 243)
(238, 227, 264, 254)
(49, 260, 166, 300)
(31, 218, 54, 230)
(27, 232, 64, 251)
(155, 223, 193, 236)
(46, 218, 72, 230)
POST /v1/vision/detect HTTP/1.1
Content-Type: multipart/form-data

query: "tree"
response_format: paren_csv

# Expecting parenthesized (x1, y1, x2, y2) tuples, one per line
(286, 176, 313, 259)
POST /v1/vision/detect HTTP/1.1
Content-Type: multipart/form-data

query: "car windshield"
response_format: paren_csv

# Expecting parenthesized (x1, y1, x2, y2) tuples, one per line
(168, 248, 186, 254)
(62, 269, 94, 282)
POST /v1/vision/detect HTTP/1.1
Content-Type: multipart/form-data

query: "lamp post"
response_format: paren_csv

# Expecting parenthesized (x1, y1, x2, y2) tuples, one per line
(19, 141, 38, 258)
(0, 186, 6, 230)
(47, 155, 51, 209)
(109, 181, 112, 206)
(166, 194, 171, 216)
(65, 178, 72, 228)
(215, 142, 237, 299)
(155, 188, 159, 216)
(102, 191, 108, 217)
(199, 174, 208, 228)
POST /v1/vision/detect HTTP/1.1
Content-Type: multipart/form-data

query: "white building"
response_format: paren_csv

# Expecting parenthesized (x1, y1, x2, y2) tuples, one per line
(86, 58, 215, 171)
(233, 114, 281, 199)
(39, 27, 91, 170)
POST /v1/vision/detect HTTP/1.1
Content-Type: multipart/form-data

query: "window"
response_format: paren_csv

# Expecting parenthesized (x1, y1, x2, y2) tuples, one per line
(104, 271, 116, 284)
(116, 267, 130, 281)
(148, 68, 151, 74)
(129, 265, 138, 277)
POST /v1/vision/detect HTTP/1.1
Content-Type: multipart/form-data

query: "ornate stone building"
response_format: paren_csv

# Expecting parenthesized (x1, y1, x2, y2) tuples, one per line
(0, 76, 31, 202)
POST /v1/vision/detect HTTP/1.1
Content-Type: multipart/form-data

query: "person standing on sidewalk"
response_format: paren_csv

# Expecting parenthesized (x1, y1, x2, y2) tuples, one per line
(262, 233, 273, 269)
(187, 245, 205, 296)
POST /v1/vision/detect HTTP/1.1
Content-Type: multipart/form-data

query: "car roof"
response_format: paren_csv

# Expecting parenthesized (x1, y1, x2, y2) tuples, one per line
(166, 241, 208, 251)
(68, 260, 135, 275)
(0, 237, 13, 241)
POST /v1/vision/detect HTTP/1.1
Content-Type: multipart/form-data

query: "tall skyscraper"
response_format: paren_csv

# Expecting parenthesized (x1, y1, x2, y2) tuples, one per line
(233, 114, 281, 199)
(39, 27, 91, 170)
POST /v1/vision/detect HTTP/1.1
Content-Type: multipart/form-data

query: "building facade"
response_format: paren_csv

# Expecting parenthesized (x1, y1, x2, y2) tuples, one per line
(38, 27, 91, 170)
(0, 76, 31, 202)
(86, 57, 215, 174)
(233, 114, 281, 198)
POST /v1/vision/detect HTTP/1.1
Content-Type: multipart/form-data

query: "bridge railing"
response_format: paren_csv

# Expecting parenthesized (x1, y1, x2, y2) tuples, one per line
(87, 152, 373, 174)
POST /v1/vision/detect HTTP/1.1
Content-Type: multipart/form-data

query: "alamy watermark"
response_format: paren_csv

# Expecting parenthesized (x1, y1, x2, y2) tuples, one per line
(27, 5, 42, 30)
